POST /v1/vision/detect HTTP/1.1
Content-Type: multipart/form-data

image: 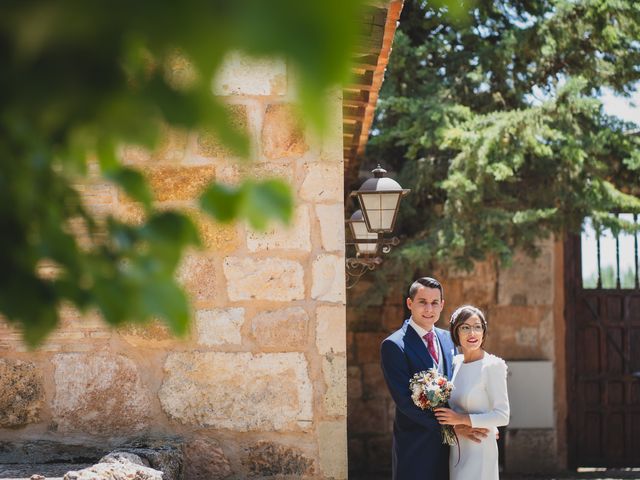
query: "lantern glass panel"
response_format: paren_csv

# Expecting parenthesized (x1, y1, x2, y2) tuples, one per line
(381, 192, 401, 209)
(351, 221, 379, 255)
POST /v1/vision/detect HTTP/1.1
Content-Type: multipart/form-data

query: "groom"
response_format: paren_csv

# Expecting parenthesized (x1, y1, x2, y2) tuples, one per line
(380, 276, 486, 479)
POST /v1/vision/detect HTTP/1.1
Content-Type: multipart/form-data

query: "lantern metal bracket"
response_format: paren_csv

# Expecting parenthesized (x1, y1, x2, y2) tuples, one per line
(345, 234, 400, 289)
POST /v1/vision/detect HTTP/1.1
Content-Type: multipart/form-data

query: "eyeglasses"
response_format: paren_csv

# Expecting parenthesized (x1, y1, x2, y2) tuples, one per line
(458, 324, 484, 335)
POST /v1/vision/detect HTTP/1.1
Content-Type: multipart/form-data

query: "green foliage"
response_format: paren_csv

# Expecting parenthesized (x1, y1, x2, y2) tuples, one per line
(200, 179, 293, 230)
(363, 0, 640, 295)
(0, 0, 367, 345)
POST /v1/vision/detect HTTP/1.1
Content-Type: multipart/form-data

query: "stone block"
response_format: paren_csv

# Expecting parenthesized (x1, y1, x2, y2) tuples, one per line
(311, 255, 345, 303)
(165, 49, 197, 91)
(159, 352, 312, 431)
(196, 308, 244, 346)
(120, 125, 189, 165)
(196, 104, 248, 159)
(347, 366, 362, 399)
(213, 52, 287, 96)
(300, 162, 343, 202)
(177, 255, 217, 303)
(316, 305, 346, 354)
(505, 429, 559, 473)
(246, 205, 311, 252)
(118, 321, 175, 348)
(485, 305, 553, 360)
(243, 441, 314, 477)
(347, 331, 355, 363)
(347, 398, 388, 435)
(322, 354, 347, 416)
(261, 104, 308, 159)
(52, 353, 150, 434)
(347, 438, 365, 474)
(319, 89, 344, 164)
(76, 183, 115, 216)
(354, 332, 388, 364)
(185, 208, 239, 253)
(315, 204, 345, 252)
(318, 421, 347, 480)
(63, 454, 163, 480)
(362, 362, 388, 399)
(0, 359, 44, 427)
(144, 165, 215, 202)
(182, 438, 232, 480)
(111, 444, 183, 480)
(364, 435, 393, 475)
(498, 241, 554, 306)
(251, 307, 308, 349)
(223, 257, 304, 302)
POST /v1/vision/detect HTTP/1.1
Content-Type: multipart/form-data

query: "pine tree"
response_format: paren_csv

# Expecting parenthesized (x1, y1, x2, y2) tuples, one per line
(365, 0, 640, 275)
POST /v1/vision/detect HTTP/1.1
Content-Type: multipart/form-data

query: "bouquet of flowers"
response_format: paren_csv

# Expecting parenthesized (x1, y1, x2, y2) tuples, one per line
(409, 368, 457, 446)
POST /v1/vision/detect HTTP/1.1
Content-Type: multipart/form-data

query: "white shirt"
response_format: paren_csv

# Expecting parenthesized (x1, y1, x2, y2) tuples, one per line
(409, 317, 444, 374)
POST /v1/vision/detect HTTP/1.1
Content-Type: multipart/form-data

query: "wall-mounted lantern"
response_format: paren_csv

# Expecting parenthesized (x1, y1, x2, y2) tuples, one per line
(345, 165, 410, 288)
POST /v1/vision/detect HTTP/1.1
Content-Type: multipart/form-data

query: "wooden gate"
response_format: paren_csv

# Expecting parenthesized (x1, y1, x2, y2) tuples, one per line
(565, 217, 640, 467)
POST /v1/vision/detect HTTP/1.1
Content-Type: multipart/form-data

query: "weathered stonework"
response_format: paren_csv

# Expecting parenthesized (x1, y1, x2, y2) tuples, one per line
(118, 321, 175, 349)
(2, 52, 349, 479)
(261, 104, 308, 159)
(300, 163, 343, 203)
(316, 305, 347, 355)
(196, 104, 249, 159)
(223, 257, 305, 302)
(52, 353, 150, 434)
(243, 441, 314, 477)
(119, 125, 189, 165)
(505, 429, 559, 472)
(311, 255, 345, 303)
(251, 307, 309, 349)
(498, 240, 554, 306)
(159, 352, 313, 431)
(315, 204, 345, 252)
(0, 359, 44, 427)
(144, 165, 215, 202)
(182, 438, 232, 480)
(213, 52, 287, 96)
(177, 255, 217, 303)
(246, 205, 311, 252)
(76, 182, 116, 215)
(186, 208, 240, 253)
(322, 354, 347, 416)
(318, 421, 347, 479)
(196, 308, 244, 346)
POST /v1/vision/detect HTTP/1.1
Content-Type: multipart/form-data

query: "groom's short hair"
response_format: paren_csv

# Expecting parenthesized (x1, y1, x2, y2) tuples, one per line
(408, 277, 443, 301)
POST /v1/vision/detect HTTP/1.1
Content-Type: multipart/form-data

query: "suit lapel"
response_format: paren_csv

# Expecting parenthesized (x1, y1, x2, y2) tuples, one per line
(404, 322, 433, 372)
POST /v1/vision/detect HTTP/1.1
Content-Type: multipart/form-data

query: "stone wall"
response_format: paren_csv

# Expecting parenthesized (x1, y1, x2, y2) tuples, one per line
(0, 54, 348, 479)
(347, 238, 566, 478)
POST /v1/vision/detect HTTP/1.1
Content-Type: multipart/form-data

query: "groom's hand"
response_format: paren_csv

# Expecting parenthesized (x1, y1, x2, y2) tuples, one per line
(454, 425, 489, 444)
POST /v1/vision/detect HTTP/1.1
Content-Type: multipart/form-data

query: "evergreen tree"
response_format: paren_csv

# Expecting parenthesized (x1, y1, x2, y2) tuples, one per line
(365, 0, 640, 278)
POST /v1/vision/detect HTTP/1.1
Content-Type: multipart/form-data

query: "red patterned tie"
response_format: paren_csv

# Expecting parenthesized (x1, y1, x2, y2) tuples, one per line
(424, 331, 438, 364)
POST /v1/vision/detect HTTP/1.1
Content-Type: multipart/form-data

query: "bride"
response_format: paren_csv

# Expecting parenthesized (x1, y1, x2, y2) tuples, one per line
(434, 305, 510, 480)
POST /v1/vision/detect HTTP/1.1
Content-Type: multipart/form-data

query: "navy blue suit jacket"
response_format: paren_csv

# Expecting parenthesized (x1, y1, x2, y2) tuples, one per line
(380, 320, 456, 480)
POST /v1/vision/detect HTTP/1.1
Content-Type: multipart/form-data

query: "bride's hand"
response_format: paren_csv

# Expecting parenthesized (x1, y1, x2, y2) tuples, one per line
(434, 407, 470, 426)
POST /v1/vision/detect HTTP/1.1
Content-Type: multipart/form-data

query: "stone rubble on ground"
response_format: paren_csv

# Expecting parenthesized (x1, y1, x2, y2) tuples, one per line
(62, 452, 163, 480)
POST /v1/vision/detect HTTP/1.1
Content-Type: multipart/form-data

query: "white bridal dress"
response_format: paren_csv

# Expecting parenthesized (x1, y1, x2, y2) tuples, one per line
(448, 353, 510, 480)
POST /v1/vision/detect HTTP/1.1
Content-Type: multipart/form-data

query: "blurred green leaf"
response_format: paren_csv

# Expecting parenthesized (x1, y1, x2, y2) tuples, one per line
(105, 166, 154, 211)
(243, 179, 294, 230)
(140, 278, 190, 336)
(200, 183, 244, 223)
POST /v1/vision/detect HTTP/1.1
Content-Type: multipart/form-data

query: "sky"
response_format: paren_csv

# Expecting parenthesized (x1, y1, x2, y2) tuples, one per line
(580, 89, 639, 288)
(600, 88, 640, 124)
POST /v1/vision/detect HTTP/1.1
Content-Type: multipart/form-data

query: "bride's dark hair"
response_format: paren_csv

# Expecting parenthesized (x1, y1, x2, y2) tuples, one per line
(449, 305, 487, 348)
